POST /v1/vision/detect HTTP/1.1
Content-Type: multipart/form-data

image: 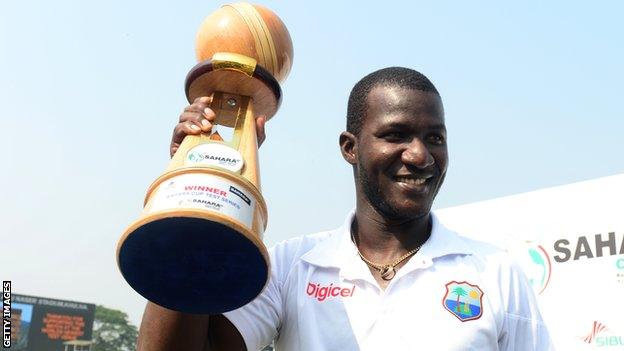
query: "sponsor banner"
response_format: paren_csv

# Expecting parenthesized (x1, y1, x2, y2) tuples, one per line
(437, 173, 624, 350)
(149, 173, 256, 230)
(185, 143, 244, 173)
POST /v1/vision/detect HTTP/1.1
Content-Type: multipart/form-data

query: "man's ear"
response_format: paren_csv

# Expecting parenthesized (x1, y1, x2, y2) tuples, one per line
(339, 131, 357, 165)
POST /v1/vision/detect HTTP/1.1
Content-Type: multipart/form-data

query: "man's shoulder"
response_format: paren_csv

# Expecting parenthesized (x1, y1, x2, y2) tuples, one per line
(457, 233, 505, 257)
(436, 219, 519, 272)
(267, 229, 339, 278)
(269, 230, 337, 258)
(434, 228, 535, 306)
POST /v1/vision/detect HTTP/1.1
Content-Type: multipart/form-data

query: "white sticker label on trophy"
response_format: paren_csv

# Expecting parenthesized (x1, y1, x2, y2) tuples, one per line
(185, 143, 244, 172)
(148, 173, 255, 229)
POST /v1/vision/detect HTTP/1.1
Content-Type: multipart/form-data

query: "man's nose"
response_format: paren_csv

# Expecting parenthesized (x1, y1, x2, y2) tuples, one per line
(401, 138, 434, 168)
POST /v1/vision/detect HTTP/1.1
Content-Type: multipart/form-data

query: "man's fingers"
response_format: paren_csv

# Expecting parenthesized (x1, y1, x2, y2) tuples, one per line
(179, 111, 196, 123)
(171, 97, 214, 158)
(170, 122, 204, 157)
(180, 107, 216, 131)
(172, 98, 265, 158)
(193, 96, 212, 105)
(172, 122, 201, 143)
(170, 144, 179, 158)
(199, 118, 212, 132)
(182, 96, 213, 117)
(202, 107, 216, 122)
(179, 108, 214, 123)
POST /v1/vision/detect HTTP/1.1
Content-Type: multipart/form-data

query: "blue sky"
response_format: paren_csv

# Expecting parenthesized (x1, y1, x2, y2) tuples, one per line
(1, 0, 622, 325)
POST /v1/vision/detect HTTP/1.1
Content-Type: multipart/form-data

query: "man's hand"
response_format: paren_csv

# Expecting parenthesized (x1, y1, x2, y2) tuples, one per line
(170, 96, 267, 157)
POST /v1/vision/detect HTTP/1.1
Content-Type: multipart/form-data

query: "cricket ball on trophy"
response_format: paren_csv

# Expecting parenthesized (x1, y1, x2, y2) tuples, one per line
(195, 3, 293, 82)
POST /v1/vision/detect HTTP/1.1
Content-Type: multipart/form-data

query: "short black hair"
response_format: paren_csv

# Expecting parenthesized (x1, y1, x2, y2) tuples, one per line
(346, 67, 440, 135)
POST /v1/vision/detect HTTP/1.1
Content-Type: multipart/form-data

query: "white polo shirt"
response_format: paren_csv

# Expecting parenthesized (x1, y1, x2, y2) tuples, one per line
(224, 212, 553, 350)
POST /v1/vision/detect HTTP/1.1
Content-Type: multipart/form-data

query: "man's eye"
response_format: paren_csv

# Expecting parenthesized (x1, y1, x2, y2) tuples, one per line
(383, 132, 403, 141)
(427, 134, 445, 144)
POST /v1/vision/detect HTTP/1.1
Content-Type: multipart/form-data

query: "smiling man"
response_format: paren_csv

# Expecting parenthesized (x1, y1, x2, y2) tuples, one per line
(339, 71, 447, 290)
(138, 67, 553, 350)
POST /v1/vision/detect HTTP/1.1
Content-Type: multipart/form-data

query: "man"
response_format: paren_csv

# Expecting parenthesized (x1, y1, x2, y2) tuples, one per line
(138, 67, 553, 350)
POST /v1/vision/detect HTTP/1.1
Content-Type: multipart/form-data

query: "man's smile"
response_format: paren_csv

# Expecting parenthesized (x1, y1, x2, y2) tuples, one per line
(393, 174, 434, 191)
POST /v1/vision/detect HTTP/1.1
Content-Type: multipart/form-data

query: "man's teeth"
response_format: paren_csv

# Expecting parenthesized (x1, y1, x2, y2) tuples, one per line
(396, 177, 428, 185)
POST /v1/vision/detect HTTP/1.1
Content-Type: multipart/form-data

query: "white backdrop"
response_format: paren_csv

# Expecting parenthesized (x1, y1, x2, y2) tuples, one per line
(437, 173, 624, 350)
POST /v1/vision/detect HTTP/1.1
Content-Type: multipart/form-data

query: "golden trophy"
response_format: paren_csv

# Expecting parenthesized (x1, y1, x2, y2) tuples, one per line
(117, 2, 293, 314)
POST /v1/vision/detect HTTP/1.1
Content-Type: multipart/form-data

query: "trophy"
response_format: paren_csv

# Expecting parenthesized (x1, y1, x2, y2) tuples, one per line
(117, 2, 293, 314)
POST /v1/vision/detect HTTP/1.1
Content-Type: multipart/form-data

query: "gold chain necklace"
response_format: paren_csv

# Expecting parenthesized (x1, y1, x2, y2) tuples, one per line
(351, 231, 422, 281)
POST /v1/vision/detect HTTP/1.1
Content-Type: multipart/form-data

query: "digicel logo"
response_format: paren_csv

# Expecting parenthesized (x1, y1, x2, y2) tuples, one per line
(306, 282, 355, 302)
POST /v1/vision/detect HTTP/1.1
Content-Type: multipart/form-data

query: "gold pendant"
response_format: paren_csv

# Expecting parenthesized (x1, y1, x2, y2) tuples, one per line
(380, 266, 396, 280)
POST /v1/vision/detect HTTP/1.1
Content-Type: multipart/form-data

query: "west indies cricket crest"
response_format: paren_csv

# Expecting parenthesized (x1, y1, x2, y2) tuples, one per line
(443, 281, 484, 322)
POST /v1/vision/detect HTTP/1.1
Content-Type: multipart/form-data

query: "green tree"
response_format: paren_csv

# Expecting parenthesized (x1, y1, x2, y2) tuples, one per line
(92, 305, 138, 351)
(452, 286, 467, 313)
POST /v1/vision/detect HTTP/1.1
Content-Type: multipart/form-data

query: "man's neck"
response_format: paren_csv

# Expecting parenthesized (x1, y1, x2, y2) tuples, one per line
(352, 202, 432, 264)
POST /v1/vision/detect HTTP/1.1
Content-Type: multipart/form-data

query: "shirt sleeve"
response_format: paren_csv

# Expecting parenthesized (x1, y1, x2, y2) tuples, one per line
(498, 260, 555, 351)
(223, 246, 283, 351)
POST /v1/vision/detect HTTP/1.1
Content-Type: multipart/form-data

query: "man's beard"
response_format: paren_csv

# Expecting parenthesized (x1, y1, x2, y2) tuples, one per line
(357, 161, 439, 221)
(358, 164, 402, 219)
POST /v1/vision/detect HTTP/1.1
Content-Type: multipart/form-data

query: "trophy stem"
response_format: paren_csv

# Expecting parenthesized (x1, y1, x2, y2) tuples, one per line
(238, 98, 260, 190)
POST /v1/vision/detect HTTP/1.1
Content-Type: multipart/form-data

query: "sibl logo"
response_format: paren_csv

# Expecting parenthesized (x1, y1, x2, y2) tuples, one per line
(581, 321, 624, 348)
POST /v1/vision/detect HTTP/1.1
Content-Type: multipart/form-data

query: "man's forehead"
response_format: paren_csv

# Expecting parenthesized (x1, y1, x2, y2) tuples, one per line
(365, 85, 444, 121)
(368, 84, 441, 104)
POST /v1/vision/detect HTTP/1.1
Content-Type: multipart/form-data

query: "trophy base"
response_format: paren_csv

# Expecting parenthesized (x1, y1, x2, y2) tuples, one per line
(118, 212, 269, 314)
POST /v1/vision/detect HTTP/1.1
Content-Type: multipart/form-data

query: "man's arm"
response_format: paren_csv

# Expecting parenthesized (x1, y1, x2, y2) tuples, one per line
(136, 302, 246, 351)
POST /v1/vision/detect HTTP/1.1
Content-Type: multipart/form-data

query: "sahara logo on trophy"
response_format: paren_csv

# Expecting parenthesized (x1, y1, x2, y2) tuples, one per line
(117, 2, 293, 314)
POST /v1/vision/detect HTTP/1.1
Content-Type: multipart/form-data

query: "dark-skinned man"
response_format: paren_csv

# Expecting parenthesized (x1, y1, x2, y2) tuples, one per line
(138, 67, 553, 350)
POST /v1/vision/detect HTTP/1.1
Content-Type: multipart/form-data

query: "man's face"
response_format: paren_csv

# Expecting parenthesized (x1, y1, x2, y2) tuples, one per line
(354, 85, 447, 220)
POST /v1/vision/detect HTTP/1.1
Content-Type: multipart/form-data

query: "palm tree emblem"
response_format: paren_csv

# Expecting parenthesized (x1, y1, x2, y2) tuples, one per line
(444, 281, 483, 321)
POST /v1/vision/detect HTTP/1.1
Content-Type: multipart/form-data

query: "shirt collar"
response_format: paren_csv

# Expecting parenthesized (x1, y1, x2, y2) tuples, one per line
(300, 210, 474, 277)
(300, 211, 355, 269)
